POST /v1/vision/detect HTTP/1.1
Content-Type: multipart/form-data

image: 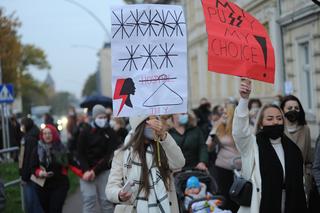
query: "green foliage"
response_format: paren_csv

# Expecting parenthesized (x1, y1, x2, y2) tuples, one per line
(20, 44, 51, 72)
(20, 73, 49, 114)
(50, 91, 77, 115)
(82, 72, 97, 97)
(0, 9, 22, 87)
(0, 8, 51, 114)
(0, 162, 79, 213)
(0, 162, 23, 213)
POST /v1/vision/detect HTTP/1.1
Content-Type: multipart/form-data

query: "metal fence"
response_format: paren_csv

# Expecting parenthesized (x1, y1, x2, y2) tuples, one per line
(0, 146, 24, 212)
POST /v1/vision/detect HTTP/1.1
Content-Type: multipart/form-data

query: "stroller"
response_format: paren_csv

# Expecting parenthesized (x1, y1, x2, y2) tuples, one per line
(174, 169, 230, 213)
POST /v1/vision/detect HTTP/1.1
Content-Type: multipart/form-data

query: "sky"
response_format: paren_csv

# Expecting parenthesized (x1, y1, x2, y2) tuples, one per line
(1, 0, 125, 98)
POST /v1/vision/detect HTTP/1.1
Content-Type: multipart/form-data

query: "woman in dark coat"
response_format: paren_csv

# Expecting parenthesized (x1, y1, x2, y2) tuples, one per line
(233, 78, 307, 213)
(19, 117, 43, 213)
(31, 124, 82, 213)
(169, 112, 208, 170)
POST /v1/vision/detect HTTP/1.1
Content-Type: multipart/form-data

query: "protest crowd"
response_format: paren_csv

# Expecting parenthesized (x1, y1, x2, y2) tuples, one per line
(0, 79, 318, 213)
(1, 1, 320, 213)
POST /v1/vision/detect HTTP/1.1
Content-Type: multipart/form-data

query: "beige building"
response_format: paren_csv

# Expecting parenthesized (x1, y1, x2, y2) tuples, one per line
(102, 0, 320, 139)
(182, 0, 284, 107)
(182, 0, 320, 139)
(98, 42, 112, 97)
(278, 0, 320, 139)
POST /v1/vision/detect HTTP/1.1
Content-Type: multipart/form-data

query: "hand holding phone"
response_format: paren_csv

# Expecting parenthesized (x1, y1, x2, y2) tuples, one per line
(121, 181, 133, 193)
(46, 171, 54, 178)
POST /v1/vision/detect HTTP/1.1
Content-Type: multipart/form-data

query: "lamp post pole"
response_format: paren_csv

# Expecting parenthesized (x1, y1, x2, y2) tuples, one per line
(64, 0, 110, 41)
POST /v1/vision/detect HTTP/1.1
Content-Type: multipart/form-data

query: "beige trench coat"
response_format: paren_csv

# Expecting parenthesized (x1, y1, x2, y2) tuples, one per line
(106, 133, 185, 213)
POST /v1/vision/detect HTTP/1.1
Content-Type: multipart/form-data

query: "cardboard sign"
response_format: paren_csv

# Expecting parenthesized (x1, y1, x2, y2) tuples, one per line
(202, 0, 275, 83)
(111, 4, 187, 117)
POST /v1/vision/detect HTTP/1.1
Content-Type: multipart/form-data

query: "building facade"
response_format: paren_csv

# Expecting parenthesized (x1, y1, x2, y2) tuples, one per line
(182, 0, 320, 140)
(278, 0, 320, 140)
(182, 0, 283, 107)
(98, 42, 112, 97)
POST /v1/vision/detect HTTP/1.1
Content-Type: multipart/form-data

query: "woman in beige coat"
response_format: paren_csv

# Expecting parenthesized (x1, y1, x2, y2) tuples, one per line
(106, 115, 185, 213)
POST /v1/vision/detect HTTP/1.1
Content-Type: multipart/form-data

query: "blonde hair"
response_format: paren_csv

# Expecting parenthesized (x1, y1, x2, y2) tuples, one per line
(216, 104, 235, 137)
(253, 104, 284, 135)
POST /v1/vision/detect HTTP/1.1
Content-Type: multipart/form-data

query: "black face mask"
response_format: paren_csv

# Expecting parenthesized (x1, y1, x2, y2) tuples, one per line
(284, 110, 299, 123)
(261, 124, 284, 140)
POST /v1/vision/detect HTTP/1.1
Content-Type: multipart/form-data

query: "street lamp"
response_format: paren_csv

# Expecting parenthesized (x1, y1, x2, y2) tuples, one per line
(64, 0, 111, 41)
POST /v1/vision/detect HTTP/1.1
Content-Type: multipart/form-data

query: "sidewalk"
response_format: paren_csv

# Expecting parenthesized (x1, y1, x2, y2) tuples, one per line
(63, 187, 82, 213)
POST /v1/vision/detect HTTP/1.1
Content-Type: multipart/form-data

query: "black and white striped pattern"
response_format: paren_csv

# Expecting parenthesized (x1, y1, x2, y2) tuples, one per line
(123, 145, 171, 213)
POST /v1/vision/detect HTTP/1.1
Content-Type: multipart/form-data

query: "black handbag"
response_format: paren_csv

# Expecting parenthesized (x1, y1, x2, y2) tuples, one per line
(229, 170, 252, 206)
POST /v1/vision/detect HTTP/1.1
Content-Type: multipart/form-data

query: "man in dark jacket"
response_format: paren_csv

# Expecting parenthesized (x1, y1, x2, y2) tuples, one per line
(19, 117, 43, 213)
(169, 113, 208, 170)
(193, 98, 212, 138)
(77, 104, 121, 213)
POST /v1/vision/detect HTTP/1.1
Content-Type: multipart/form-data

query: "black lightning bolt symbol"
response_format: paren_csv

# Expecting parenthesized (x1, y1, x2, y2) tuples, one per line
(236, 16, 243, 27)
(228, 13, 236, 26)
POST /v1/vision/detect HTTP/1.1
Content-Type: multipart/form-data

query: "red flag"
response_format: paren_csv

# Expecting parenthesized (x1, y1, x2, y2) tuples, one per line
(202, 0, 275, 83)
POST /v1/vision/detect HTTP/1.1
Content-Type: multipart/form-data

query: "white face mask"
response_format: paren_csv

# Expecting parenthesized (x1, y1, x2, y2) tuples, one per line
(95, 118, 107, 128)
(109, 119, 116, 128)
(20, 126, 25, 133)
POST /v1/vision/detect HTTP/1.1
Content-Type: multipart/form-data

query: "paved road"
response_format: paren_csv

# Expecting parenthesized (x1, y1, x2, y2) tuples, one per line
(63, 187, 82, 213)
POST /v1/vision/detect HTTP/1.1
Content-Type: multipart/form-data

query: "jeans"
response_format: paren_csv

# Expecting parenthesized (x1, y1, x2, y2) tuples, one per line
(80, 170, 114, 213)
(22, 181, 44, 213)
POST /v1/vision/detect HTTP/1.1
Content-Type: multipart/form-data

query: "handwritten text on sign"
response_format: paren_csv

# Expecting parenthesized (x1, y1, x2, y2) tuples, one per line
(202, 0, 275, 83)
(111, 5, 187, 117)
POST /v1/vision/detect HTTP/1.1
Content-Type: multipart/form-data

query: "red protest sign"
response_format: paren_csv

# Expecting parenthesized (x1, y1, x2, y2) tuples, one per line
(202, 0, 275, 83)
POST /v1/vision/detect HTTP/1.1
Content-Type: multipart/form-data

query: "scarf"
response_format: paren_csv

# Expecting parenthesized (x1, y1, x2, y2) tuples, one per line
(123, 145, 171, 213)
(37, 141, 68, 167)
(256, 133, 307, 213)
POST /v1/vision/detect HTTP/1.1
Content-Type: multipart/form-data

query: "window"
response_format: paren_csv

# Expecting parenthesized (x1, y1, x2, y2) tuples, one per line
(298, 41, 313, 111)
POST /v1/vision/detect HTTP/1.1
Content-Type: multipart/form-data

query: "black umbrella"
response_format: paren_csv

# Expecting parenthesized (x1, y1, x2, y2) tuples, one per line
(80, 95, 112, 111)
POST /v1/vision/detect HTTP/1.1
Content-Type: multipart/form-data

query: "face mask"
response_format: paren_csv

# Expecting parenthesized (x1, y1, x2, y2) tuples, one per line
(144, 127, 154, 141)
(285, 110, 299, 123)
(178, 114, 189, 125)
(20, 126, 25, 133)
(95, 118, 107, 128)
(262, 124, 284, 140)
(250, 107, 259, 115)
(109, 119, 116, 128)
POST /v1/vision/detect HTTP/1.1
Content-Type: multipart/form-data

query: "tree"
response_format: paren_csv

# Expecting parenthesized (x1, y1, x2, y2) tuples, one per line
(20, 44, 51, 72)
(50, 92, 77, 115)
(20, 74, 49, 113)
(0, 9, 21, 86)
(82, 72, 97, 97)
(0, 8, 51, 114)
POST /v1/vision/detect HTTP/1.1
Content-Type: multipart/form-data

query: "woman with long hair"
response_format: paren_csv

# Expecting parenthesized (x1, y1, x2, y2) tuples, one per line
(232, 78, 307, 213)
(280, 95, 312, 202)
(106, 116, 185, 212)
(206, 104, 241, 212)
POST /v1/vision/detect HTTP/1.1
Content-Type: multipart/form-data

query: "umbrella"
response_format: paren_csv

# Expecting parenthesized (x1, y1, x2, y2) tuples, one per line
(80, 95, 112, 111)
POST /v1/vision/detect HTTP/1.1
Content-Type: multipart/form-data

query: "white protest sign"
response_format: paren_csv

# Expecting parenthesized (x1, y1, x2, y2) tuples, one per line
(111, 4, 187, 117)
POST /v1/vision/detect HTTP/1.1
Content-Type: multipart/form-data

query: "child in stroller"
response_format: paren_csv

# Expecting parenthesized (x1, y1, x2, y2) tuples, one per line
(174, 169, 232, 213)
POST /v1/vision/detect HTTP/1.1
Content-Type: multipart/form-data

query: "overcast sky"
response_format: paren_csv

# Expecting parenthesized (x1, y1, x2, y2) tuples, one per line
(1, 0, 125, 98)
